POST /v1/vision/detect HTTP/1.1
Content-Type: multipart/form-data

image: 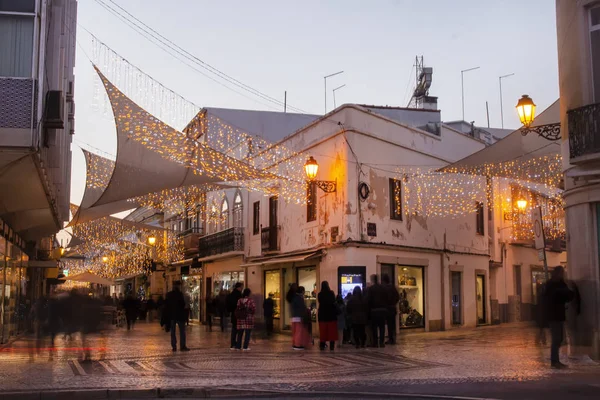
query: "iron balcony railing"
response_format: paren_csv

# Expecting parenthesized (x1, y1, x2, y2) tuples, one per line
(261, 225, 280, 253)
(178, 227, 204, 255)
(568, 102, 600, 160)
(198, 227, 244, 258)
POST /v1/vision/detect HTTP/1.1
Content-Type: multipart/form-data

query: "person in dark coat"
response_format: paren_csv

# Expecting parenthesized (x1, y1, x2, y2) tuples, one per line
(166, 281, 189, 351)
(205, 294, 216, 331)
(535, 281, 548, 345)
(367, 274, 389, 348)
(217, 290, 228, 332)
(263, 293, 275, 336)
(347, 285, 368, 348)
(382, 274, 400, 345)
(226, 282, 243, 350)
(545, 266, 574, 368)
(317, 281, 338, 351)
(122, 295, 139, 331)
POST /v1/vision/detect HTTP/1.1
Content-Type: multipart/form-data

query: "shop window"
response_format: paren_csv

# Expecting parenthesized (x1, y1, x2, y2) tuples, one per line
(307, 182, 317, 222)
(264, 270, 281, 319)
(476, 274, 486, 325)
(590, 6, 600, 100)
(451, 271, 462, 325)
(252, 201, 260, 235)
(212, 271, 244, 297)
(297, 267, 317, 322)
(475, 201, 484, 235)
(389, 178, 402, 221)
(397, 266, 425, 328)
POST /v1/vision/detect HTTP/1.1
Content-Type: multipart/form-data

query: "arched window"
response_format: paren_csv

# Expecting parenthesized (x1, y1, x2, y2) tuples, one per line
(220, 197, 230, 231)
(209, 202, 218, 234)
(233, 190, 243, 228)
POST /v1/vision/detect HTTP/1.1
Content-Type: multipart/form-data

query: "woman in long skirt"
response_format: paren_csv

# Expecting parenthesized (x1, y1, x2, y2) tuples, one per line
(291, 286, 310, 350)
(317, 281, 338, 351)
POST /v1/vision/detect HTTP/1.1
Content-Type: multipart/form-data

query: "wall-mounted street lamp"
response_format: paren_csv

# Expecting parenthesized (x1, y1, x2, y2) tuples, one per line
(516, 198, 528, 211)
(516, 95, 561, 141)
(304, 156, 337, 193)
(147, 235, 156, 246)
(102, 256, 108, 263)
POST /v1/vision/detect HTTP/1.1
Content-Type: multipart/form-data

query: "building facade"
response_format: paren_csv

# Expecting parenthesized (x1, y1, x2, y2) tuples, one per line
(556, 0, 600, 359)
(0, 0, 77, 342)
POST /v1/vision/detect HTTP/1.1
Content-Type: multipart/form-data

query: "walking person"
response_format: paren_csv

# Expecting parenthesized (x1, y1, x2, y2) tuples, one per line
(227, 283, 243, 350)
(347, 286, 368, 349)
(382, 274, 400, 345)
(317, 281, 338, 351)
(535, 281, 548, 346)
(545, 266, 574, 368)
(367, 274, 388, 348)
(235, 288, 256, 351)
(205, 293, 215, 332)
(122, 294, 139, 331)
(217, 290, 228, 332)
(263, 292, 275, 337)
(166, 281, 189, 352)
(336, 295, 346, 348)
(291, 286, 310, 350)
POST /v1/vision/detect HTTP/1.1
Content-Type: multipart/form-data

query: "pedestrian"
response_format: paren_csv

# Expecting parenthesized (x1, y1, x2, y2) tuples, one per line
(317, 281, 338, 351)
(347, 285, 368, 349)
(366, 274, 388, 348)
(382, 274, 400, 345)
(291, 286, 310, 350)
(183, 290, 192, 326)
(545, 266, 574, 369)
(535, 281, 548, 345)
(227, 282, 243, 350)
(206, 293, 215, 331)
(166, 281, 189, 352)
(336, 294, 346, 348)
(217, 290, 228, 332)
(122, 294, 139, 330)
(235, 288, 256, 351)
(263, 292, 275, 337)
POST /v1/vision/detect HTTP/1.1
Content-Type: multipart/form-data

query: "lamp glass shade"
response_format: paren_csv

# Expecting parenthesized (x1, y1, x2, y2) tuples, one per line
(304, 156, 319, 180)
(102, 256, 108, 263)
(516, 95, 536, 127)
(148, 236, 156, 245)
(517, 199, 528, 211)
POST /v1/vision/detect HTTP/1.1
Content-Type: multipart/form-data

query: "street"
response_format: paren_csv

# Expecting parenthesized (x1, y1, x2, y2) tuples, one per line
(1, 322, 599, 399)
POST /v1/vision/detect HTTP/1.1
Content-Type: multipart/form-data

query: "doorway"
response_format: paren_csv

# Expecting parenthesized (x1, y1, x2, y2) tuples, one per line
(476, 274, 486, 325)
(451, 271, 462, 325)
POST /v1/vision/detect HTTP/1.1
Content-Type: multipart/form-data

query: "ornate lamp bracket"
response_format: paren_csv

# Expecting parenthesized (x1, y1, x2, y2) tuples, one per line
(311, 179, 337, 193)
(521, 123, 561, 141)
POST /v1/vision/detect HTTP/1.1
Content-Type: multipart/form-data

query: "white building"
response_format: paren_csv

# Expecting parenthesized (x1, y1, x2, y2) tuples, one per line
(0, 0, 77, 342)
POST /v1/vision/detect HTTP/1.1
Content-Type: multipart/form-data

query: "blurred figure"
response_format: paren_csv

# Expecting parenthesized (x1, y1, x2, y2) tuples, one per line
(291, 287, 309, 350)
(535, 281, 548, 345)
(382, 274, 400, 345)
(217, 290, 228, 332)
(318, 281, 338, 351)
(263, 292, 274, 337)
(367, 274, 388, 348)
(336, 294, 346, 348)
(146, 297, 156, 322)
(122, 294, 139, 330)
(184, 289, 192, 326)
(166, 281, 189, 351)
(235, 288, 256, 351)
(205, 293, 215, 332)
(347, 285, 368, 349)
(227, 283, 243, 350)
(545, 266, 574, 369)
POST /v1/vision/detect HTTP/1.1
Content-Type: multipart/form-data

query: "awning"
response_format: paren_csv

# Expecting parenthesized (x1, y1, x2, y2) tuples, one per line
(240, 250, 323, 268)
(62, 271, 114, 286)
(26, 260, 58, 268)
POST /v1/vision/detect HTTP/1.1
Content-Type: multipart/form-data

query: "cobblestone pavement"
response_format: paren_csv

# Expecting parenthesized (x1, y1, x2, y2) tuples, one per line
(1, 322, 599, 397)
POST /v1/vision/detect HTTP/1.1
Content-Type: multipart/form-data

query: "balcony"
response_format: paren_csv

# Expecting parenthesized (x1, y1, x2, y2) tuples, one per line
(568, 102, 600, 162)
(261, 225, 280, 253)
(198, 227, 244, 258)
(177, 227, 203, 257)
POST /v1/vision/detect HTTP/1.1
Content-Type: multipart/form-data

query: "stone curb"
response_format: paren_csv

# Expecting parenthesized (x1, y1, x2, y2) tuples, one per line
(0, 387, 498, 400)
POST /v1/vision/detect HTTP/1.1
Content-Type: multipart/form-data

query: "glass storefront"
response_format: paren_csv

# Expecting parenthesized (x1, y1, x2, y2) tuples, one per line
(0, 240, 27, 343)
(264, 270, 281, 319)
(396, 265, 425, 328)
(297, 267, 317, 322)
(183, 272, 202, 321)
(212, 271, 244, 297)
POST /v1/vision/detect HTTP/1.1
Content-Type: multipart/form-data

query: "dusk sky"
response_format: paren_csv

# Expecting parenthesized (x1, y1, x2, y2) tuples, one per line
(72, 0, 559, 204)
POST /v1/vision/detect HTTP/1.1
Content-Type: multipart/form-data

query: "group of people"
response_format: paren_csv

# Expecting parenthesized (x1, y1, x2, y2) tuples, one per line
(287, 274, 400, 351)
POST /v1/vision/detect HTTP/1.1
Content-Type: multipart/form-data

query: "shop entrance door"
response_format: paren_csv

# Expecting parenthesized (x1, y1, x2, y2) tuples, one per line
(381, 264, 394, 283)
(451, 272, 462, 325)
(476, 274, 486, 325)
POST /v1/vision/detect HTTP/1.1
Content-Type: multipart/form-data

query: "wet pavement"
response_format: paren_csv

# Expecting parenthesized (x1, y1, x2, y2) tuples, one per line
(1, 322, 599, 398)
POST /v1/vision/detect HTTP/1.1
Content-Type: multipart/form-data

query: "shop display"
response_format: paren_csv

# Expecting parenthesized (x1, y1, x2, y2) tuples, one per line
(340, 273, 364, 298)
(396, 266, 424, 328)
(265, 270, 281, 319)
(212, 271, 244, 296)
(297, 267, 317, 322)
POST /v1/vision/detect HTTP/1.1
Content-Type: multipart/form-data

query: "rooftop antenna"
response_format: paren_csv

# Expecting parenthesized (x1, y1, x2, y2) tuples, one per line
(408, 56, 433, 109)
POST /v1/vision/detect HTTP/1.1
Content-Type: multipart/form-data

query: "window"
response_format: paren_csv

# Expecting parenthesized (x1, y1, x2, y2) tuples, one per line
(307, 182, 317, 222)
(389, 178, 402, 220)
(233, 191, 243, 228)
(220, 197, 229, 231)
(209, 203, 218, 234)
(179, 220, 184, 232)
(475, 201, 484, 235)
(590, 6, 600, 100)
(172, 223, 177, 232)
(253, 201, 260, 235)
(0, 1, 35, 77)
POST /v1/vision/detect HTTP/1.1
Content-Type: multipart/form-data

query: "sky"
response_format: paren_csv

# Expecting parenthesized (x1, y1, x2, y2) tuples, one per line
(71, 0, 559, 205)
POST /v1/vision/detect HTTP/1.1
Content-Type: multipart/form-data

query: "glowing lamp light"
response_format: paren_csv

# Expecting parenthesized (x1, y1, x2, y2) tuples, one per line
(148, 236, 156, 246)
(517, 199, 528, 211)
(102, 256, 108, 263)
(304, 156, 319, 181)
(516, 95, 536, 128)
(59, 247, 65, 256)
